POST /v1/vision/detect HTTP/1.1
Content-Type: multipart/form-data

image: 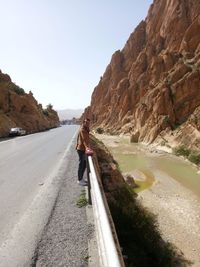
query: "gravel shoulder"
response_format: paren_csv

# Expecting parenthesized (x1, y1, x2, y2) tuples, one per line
(33, 138, 94, 267)
(138, 170, 200, 267)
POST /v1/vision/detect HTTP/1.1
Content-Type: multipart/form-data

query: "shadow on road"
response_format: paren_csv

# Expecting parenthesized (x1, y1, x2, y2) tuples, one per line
(0, 137, 17, 142)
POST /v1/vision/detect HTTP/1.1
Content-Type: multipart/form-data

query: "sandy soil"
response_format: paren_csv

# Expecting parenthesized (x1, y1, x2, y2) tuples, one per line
(139, 170, 200, 266)
(95, 134, 200, 266)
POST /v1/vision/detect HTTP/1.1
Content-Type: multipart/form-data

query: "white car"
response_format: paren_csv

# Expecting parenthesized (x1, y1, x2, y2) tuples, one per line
(9, 127, 26, 137)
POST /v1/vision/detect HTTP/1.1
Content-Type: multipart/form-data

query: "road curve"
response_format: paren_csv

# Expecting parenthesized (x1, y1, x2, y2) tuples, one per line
(0, 125, 78, 266)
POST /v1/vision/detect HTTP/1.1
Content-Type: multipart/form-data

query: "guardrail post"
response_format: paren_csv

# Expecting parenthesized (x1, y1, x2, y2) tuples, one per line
(86, 155, 92, 205)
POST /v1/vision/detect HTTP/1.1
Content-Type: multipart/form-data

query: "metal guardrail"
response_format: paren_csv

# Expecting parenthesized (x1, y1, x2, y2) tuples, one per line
(87, 155, 125, 267)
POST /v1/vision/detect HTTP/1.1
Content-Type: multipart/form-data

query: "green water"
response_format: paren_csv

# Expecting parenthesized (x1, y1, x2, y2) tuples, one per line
(110, 143, 200, 198)
(112, 147, 155, 192)
(153, 155, 200, 197)
(113, 153, 148, 172)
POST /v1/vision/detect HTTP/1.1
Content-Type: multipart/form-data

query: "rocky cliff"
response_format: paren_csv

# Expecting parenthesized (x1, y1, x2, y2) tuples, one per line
(84, 0, 200, 148)
(0, 70, 59, 137)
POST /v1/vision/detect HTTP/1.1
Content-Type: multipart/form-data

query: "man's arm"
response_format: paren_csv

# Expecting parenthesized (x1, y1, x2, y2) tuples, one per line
(80, 128, 90, 149)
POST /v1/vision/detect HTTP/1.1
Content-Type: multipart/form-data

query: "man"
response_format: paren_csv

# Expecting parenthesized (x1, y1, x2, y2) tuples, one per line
(76, 118, 91, 186)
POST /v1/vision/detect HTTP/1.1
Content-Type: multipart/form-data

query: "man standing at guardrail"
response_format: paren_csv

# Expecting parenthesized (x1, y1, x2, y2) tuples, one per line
(76, 118, 93, 186)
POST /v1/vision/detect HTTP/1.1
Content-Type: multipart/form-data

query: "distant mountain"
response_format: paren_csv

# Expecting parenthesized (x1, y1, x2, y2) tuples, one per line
(57, 109, 83, 120)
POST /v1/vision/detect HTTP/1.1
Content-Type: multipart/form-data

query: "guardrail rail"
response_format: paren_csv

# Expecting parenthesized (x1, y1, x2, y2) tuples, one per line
(87, 155, 125, 267)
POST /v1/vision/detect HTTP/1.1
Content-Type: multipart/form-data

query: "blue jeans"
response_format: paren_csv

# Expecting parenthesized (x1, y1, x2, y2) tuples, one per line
(77, 150, 86, 181)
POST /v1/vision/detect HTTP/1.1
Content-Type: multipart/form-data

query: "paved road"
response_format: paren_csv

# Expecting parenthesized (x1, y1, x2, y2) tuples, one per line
(34, 137, 93, 267)
(0, 125, 79, 266)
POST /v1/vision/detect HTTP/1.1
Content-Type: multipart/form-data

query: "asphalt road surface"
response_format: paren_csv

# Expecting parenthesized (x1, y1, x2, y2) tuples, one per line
(0, 125, 80, 266)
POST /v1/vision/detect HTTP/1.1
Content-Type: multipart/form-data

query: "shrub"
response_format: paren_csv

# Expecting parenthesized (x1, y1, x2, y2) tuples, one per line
(160, 140, 166, 146)
(43, 109, 49, 116)
(46, 103, 53, 110)
(8, 83, 25, 95)
(188, 152, 200, 165)
(163, 115, 170, 125)
(173, 145, 200, 166)
(13, 87, 25, 95)
(96, 127, 104, 134)
(173, 145, 190, 157)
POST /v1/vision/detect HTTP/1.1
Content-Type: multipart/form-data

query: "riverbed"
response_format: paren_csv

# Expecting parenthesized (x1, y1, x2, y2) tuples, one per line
(95, 134, 200, 266)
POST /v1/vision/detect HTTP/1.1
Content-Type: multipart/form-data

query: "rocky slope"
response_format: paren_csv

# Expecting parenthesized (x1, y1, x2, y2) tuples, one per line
(0, 70, 59, 137)
(84, 0, 200, 148)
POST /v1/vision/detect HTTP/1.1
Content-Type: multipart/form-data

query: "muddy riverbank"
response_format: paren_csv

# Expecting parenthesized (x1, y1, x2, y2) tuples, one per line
(139, 170, 200, 266)
(95, 134, 200, 266)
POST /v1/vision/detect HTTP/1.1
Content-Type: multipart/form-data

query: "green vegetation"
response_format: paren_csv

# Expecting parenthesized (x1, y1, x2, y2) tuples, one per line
(96, 127, 104, 134)
(163, 115, 170, 125)
(173, 145, 190, 157)
(188, 151, 200, 165)
(160, 140, 166, 146)
(8, 82, 25, 95)
(173, 145, 200, 166)
(42, 104, 54, 116)
(46, 103, 53, 110)
(76, 190, 88, 208)
(43, 109, 49, 116)
(84, 255, 91, 262)
(13, 86, 25, 95)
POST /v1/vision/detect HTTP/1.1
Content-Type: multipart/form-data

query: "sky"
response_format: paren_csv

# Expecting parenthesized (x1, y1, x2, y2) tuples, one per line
(0, 0, 153, 110)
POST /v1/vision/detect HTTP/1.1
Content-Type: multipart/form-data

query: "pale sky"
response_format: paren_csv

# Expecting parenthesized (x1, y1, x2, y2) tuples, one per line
(0, 0, 153, 110)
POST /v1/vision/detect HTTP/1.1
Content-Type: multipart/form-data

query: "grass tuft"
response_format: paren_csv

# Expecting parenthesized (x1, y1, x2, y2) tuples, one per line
(76, 191, 88, 208)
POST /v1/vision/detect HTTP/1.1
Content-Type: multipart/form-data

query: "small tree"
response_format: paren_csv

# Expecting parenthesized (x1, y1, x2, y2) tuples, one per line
(43, 109, 49, 116)
(188, 152, 200, 165)
(9, 83, 25, 95)
(46, 103, 53, 110)
(173, 145, 190, 157)
(96, 127, 104, 134)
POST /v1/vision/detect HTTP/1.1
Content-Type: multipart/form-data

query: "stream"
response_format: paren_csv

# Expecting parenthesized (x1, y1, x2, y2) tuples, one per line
(99, 135, 200, 199)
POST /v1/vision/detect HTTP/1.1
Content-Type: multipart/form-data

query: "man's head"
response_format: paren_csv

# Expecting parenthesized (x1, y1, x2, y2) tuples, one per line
(83, 118, 90, 128)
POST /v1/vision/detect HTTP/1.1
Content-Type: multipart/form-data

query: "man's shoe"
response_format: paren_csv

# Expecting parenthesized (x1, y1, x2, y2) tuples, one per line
(77, 179, 88, 186)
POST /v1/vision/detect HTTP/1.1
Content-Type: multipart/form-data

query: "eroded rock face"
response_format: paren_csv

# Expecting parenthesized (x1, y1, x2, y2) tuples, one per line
(0, 70, 59, 137)
(84, 0, 200, 148)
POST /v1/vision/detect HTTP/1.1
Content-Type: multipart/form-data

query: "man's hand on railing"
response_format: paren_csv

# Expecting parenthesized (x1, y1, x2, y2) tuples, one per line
(85, 147, 94, 156)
